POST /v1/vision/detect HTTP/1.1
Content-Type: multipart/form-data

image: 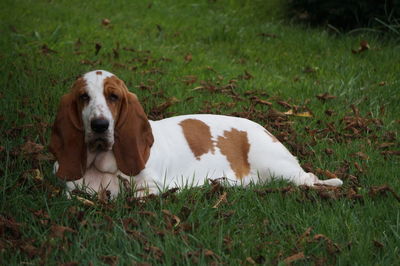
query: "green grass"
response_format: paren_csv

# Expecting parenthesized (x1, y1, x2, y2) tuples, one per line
(1, 0, 399, 264)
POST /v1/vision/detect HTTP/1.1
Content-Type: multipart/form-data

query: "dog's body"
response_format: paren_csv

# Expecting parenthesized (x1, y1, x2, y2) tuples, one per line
(50, 70, 342, 197)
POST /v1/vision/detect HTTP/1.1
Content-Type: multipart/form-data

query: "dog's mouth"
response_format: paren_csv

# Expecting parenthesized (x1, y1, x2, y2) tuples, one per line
(88, 138, 111, 152)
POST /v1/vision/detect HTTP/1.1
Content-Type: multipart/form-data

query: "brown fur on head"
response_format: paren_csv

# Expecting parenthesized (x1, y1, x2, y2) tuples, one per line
(49, 77, 87, 181)
(105, 76, 154, 176)
(49, 72, 154, 181)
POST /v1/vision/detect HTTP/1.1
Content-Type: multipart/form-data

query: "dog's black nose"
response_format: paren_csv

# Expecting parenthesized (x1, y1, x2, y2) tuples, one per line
(91, 119, 109, 133)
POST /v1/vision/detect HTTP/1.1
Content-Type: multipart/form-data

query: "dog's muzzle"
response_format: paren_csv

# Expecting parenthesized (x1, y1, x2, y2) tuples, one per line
(88, 118, 112, 152)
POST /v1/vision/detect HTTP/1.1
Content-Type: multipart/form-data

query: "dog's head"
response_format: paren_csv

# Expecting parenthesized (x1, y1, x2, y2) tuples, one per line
(49, 70, 153, 181)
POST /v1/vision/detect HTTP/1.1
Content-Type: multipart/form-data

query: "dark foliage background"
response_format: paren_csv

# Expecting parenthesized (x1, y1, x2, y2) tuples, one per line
(288, 0, 400, 31)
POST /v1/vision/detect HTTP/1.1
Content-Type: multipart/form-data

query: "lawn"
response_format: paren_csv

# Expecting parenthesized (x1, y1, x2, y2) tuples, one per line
(1, 0, 399, 264)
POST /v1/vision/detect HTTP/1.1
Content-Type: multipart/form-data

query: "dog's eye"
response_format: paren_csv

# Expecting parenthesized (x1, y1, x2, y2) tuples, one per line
(80, 93, 90, 102)
(109, 93, 119, 102)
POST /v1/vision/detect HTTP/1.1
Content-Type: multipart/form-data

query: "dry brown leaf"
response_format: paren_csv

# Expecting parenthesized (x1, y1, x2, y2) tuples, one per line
(150, 97, 179, 116)
(138, 211, 157, 217)
(284, 109, 313, 118)
(378, 143, 396, 149)
(369, 185, 400, 202)
(20, 141, 44, 155)
(60, 262, 79, 266)
(101, 18, 111, 26)
(184, 53, 192, 62)
(373, 240, 384, 248)
(352, 40, 370, 54)
(212, 191, 227, 208)
(245, 256, 256, 264)
(250, 96, 273, 106)
(98, 186, 110, 204)
(75, 196, 95, 207)
(95, 43, 102, 55)
(354, 162, 363, 173)
(380, 150, 400, 156)
(283, 252, 305, 264)
(352, 151, 369, 160)
(50, 225, 76, 238)
(258, 33, 277, 38)
(122, 217, 139, 230)
(161, 210, 181, 228)
(101, 255, 118, 266)
(316, 93, 336, 101)
(297, 227, 313, 245)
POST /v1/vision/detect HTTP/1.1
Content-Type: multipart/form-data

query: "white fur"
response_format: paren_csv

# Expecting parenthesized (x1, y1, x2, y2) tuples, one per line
(82, 71, 115, 150)
(60, 70, 343, 198)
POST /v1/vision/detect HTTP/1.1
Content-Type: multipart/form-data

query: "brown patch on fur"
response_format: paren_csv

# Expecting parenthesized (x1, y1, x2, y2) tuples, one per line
(180, 119, 215, 160)
(103, 76, 123, 120)
(109, 76, 154, 176)
(265, 129, 279, 143)
(49, 77, 88, 181)
(217, 128, 250, 179)
(96, 71, 102, 75)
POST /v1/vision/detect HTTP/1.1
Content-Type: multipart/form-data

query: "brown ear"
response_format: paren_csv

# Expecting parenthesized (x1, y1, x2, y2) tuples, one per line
(113, 88, 154, 176)
(49, 92, 86, 181)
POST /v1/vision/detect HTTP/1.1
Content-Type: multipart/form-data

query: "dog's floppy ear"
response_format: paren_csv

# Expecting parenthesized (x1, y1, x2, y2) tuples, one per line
(49, 79, 87, 181)
(112, 78, 154, 176)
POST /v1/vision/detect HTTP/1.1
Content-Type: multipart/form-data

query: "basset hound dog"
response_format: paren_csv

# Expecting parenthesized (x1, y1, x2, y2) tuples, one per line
(50, 70, 343, 197)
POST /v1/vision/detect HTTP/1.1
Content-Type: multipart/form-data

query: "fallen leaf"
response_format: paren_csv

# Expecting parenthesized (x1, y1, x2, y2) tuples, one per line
(0, 215, 22, 238)
(250, 96, 273, 106)
(380, 150, 400, 156)
(354, 162, 363, 173)
(212, 191, 227, 208)
(378, 143, 396, 149)
(184, 53, 192, 62)
(373, 240, 384, 248)
(144, 245, 164, 261)
(325, 109, 335, 116)
(122, 217, 139, 230)
(95, 43, 102, 55)
(102, 18, 111, 26)
(149, 97, 179, 118)
(297, 227, 313, 245)
(324, 148, 334, 155)
(352, 151, 369, 160)
(138, 211, 157, 218)
(161, 210, 181, 229)
(20, 141, 44, 155)
(246, 257, 256, 264)
(284, 109, 313, 118)
(303, 66, 318, 73)
(277, 100, 292, 109)
(75, 196, 95, 207)
(50, 225, 76, 238)
(101, 255, 118, 266)
(60, 262, 79, 266)
(316, 93, 336, 101)
(22, 169, 43, 182)
(20, 242, 39, 258)
(258, 33, 277, 38)
(98, 186, 110, 204)
(40, 44, 57, 55)
(313, 234, 341, 254)
(283, 252, 305, 264)
(352, 40, 370, 54)
(369, 185, 400, 202)
(239, 70, 253, 80)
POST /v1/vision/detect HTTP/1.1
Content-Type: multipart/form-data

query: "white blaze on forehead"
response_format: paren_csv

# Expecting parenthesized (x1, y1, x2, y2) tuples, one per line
(83, 70, 114, 91)
(82, 70, 115, 113)
(81, 70, 116, 138)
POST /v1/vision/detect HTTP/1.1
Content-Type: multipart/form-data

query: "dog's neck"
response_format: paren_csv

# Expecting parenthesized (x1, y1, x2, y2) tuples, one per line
(86, 149, 118, 174)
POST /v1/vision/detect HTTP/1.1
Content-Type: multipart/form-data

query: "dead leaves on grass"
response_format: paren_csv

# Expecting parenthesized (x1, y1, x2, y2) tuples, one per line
(352, 40, 370, 54)
(255, 184, 399, 203)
